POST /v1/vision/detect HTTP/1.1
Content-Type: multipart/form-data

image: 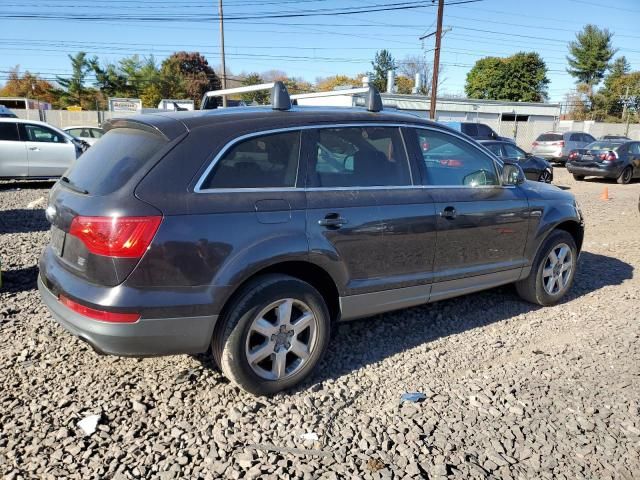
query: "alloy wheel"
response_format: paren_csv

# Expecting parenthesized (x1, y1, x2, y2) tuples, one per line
(542, 243, 573, 296)
(244, 298, 318, 381)
(539, 169, 552, 183)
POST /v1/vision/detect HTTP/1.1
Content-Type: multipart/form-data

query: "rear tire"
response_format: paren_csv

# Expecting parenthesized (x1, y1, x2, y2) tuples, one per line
(572, 174, 585, 181)
(516, 230, 577, 306)
(212, 274, 330, 396)
(617, 166, 633, 184)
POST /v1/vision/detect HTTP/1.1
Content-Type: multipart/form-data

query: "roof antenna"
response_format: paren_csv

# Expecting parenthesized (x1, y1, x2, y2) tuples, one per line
(272, 81, 292, 111)
(365, 86, 383, 112)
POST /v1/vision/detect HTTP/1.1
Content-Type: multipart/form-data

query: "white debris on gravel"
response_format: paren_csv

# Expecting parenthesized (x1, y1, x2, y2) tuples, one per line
(77, 414, 101, 436)
(1, 171, 639, 479)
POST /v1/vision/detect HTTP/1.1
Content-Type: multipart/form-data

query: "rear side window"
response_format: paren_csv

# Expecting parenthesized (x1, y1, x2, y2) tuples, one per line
(536, 133, 563, 142)
(415, 129, 499, 186)
(66, 127, 166, 195)
(201, 131, 300, 189)
(569, 133, 581, 141)
(309, 127, 411, 188)
(0, 122, 19, 141)
(91, 129, 104, 138)
(629, 143, 640, 155)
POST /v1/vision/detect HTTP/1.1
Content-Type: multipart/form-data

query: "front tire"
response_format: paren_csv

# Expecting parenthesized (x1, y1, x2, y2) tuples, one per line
(516, 230, 577, 306)
(573, 174, 585, 181)
(213, 274, 330, 396)
(617, 166, 633, 184)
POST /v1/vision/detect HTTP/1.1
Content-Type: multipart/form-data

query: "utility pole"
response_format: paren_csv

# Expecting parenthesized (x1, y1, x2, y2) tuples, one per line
(218, 0, 227, 107)
(429, 0, 444, 120)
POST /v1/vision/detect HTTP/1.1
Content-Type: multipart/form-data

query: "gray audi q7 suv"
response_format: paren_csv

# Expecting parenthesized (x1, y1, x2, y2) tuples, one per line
(39, 83, 584, 395)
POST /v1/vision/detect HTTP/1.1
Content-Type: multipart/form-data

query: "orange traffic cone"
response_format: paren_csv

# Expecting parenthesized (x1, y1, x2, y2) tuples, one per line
(600, 186, 610, 201)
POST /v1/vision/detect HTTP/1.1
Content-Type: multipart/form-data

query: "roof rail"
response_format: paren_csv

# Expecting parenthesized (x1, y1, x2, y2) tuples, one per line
(200, 81, 291, 111)
(200, 83, 382, 112)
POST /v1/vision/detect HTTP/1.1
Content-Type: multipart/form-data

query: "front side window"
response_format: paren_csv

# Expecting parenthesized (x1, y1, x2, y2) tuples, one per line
(25, 124, 66, 143)
(309, 127, 411, 188)
(415, 129, 499, 187)
(201, 130, 300, 189)
(484, 143, 503, 157)
(0, 122, 19, 141)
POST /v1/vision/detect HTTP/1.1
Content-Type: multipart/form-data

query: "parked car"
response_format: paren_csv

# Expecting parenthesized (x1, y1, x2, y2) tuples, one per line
(441, 121, 515, 143)
(566, 140, 640, 184)
(63, 126, 105, 146)
(599, 134, 630, 141)
(0, 118, 84, 179)
(479, 140, 553, 183)
(38, 83, 584, 395)
(531, 131, 596, 164)
(0, 105, 18, 118)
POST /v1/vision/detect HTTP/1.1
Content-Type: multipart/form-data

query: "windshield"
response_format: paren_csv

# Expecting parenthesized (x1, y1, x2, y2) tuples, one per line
(65, 127, 166, 195)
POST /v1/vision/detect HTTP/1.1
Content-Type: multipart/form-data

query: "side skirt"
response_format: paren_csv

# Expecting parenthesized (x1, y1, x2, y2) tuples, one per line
(339, 268, 524, 321)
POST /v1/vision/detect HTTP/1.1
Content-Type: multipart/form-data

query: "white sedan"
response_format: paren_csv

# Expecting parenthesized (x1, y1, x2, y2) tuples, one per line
(63, 125, 104, 146)
(0, 118, 83, 179)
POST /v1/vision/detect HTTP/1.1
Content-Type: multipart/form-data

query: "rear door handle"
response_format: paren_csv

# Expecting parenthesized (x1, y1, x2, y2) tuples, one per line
(318, 213, 348, 229)
(29, 147, 39, 151)
(440, 206, 457, 219)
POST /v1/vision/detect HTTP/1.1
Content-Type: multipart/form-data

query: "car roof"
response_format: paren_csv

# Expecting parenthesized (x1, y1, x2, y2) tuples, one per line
(104, 106, 440, 141)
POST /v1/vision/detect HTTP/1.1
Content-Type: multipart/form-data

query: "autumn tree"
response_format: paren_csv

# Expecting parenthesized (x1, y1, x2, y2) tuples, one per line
(0, 67, 59, 106)
(160, 52, 221, 106)
(316, 75, 362, 92)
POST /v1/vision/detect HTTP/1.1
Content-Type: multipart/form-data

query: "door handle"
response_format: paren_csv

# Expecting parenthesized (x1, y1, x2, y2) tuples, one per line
(318, 213, 348, 229)
(440, 206, 457, 219)
(29, 147, 39, 151)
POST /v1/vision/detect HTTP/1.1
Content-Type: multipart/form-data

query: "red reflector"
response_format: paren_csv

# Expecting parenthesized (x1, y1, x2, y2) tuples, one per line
(69, 216, 161, 258)
(59, 295, 140, 323)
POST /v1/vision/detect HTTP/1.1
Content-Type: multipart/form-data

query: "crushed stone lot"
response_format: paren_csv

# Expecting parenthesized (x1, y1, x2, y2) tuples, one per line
(1, 170, 639, 480)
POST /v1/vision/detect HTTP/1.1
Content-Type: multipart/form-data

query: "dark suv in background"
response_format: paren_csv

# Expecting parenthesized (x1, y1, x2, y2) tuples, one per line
(442, 121, 515, 143)
(39, 84, 584, 395)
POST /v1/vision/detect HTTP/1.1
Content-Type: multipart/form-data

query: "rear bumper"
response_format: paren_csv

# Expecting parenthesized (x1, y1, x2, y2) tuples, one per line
(38, 275, 218, 356)
(566, 162, 622, 179)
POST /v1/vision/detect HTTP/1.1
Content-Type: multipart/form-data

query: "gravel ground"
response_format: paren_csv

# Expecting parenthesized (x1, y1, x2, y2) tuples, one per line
(1, 170, 639, 479)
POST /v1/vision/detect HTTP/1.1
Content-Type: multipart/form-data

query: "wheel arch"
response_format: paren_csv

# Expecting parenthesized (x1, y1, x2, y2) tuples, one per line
(217, 260, 342, 327)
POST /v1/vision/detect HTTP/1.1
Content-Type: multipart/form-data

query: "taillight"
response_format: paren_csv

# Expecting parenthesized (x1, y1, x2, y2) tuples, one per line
(600, 151, 617, 163)
(59, 295, 140, 323)
(568, 151, 579, 161)
(69, 216, 161, 258)
(532, 141, 539, 147)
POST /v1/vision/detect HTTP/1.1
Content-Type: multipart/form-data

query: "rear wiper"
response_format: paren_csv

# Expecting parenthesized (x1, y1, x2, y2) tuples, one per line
(60, 176, 89, 194)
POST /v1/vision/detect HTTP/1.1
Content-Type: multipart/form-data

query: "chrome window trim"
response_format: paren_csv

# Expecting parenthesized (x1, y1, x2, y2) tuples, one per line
(194, 122, 508, 194)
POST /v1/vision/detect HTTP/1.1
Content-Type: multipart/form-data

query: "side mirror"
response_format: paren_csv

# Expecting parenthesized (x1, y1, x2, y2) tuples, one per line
(502, 161, 525, 186)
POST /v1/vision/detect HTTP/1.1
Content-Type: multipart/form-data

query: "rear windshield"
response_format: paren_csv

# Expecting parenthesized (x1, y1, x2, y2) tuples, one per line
(536, 133, 563, 142)
(66, 127, 166, 195)
(585, 141, 623, 150)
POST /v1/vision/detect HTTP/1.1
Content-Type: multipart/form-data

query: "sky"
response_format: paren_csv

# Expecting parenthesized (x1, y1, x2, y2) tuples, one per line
(1, 0, 639, 103)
